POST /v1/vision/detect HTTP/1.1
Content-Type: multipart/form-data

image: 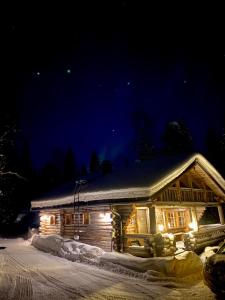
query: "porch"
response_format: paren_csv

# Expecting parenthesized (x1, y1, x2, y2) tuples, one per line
(123, 224, 225, 257)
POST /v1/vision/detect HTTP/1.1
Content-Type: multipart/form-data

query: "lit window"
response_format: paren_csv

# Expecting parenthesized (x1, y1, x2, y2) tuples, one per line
(65, 214, 72, 225)
(83, 212, 89, 225)
(50, 215, 56, 225)
(73, 213, 89, 225)
(164, 209, 186, 230)
(167, 211, 175, 228)
(178, 211, 185, 227)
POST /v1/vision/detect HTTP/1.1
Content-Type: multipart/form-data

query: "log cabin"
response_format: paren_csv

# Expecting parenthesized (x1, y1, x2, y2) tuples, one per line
(31, 153, 225, 257)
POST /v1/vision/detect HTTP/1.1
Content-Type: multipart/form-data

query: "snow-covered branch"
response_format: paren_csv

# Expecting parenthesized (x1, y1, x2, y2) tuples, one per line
(0, 171, 26, 181)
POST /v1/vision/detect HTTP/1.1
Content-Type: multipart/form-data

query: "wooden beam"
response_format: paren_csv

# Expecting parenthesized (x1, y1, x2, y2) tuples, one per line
(218, 205, 225, 225)
(149, 207, 156, 234)
(175, 180, 181, 201)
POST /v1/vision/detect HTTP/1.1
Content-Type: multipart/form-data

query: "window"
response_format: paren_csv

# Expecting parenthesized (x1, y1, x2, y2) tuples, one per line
(178, 211, 185, 227)
(73, 212, 89, 225)
(50, 215, 56, 225)
(83, 212, 89, 225)
(136, 208, 149, 233)
(65, 214, 72, 225)
(164, 209, 186, 230)
(167, 211, 176, 228)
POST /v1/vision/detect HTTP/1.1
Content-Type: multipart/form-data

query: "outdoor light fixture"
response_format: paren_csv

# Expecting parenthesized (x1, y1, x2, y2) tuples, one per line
(158, 224, 164, 232)
(188, 222, 198, 231)
(40, 215, 49, 222)
(100, 212, 112, 222)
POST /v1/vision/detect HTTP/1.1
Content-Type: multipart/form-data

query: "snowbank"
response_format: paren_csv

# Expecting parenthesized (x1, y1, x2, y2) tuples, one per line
(200, 246, 219, 264)
(32, 235, 203, 281)
(100, 250, 202, 278)
(31, 234, 104, 263)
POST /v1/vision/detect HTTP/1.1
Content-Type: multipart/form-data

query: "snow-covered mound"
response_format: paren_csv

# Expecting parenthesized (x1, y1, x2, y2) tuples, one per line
(31, 234, 104, 263)
(200, 245, 219, 264)
(100, 250, 202, 278)
(32, 235, 203, 281)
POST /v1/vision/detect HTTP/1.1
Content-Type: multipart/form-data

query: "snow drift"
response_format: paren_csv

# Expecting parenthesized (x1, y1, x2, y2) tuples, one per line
(32, 235, 203, 281)
(31, 234, 104, 263)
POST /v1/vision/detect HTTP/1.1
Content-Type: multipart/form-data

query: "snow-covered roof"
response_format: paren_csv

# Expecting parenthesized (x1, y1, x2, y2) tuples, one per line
(31, 153, 225, 208)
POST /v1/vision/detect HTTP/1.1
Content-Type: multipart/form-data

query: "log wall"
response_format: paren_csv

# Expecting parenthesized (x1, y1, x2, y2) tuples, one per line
(39, 205, 113, 252)
(39, 210, 61, 235)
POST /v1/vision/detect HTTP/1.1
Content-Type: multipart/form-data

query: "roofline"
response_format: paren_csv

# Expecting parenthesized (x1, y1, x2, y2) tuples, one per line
(31, 153, 225, 209)
(31, 197, 152, 210)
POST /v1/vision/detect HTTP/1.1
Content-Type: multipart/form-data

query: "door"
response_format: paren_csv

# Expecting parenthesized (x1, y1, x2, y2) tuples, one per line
(136, 208, 149, 233)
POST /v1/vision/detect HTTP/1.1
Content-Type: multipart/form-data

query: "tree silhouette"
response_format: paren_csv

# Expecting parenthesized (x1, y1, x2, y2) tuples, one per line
(162, 121, 193, 154)
(132, 110, 154, 161)
(89, 151, 100, 173)
(80, 164, 87, 177)
(63, 147, 76, 181)
(0, 115, 24, 227)
(101, 160, 112, 175)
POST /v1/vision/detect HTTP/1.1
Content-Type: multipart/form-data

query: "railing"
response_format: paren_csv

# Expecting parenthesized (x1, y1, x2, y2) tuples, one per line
(159, 187, 215, 202)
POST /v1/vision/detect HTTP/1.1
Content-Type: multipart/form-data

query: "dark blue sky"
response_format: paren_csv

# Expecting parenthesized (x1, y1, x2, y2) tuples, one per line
(5, 2, 225, 169)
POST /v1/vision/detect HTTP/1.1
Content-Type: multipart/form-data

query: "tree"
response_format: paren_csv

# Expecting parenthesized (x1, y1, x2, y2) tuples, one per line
(63, 147, 76, 181)
(80, 164, 87, 177)
(0, 119, 24, 227)
(18, 141, 33, 179)
(205, 127, 220, 166)
(132, 110, 155, 161)
(89, 151, 100, 173)
(101, 160, 112, 175)
(40, 162, 61, 192)
(162, 121, 193, 154)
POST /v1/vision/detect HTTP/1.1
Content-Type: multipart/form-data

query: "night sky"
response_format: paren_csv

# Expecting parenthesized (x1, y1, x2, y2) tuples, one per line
(3, 2, 225, 170)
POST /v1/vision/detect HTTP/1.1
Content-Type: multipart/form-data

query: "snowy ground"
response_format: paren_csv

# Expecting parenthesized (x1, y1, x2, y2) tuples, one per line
(0, 238, 216, 300)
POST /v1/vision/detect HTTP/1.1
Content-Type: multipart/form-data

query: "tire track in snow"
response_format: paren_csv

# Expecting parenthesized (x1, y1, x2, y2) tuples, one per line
(4, 252, 149, 300)
(3, 251, 85, 299)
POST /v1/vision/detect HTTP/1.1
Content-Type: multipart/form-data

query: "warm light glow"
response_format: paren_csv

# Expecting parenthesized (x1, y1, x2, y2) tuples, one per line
(167, 233, 174, 240)
(188, 222, 198, 231)
(158, 224, 164, 232)
(40, 215, 49, 222)
(189, 232, 194, 238)
(100, 212, 112, 222)
(168, 223, 171, 228)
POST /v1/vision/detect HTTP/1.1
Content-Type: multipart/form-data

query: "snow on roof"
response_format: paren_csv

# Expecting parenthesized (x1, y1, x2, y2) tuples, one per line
(31, 153, 225, 208)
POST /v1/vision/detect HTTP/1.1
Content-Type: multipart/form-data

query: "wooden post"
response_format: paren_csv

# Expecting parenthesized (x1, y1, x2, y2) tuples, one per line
(149, 206, 156, 234)
(188, 175, 194, 202)
(218, 205, 225, 225)
(60, 210, 64, 236)
(191, 207, 199, 231)
(176, 180, 181, 201)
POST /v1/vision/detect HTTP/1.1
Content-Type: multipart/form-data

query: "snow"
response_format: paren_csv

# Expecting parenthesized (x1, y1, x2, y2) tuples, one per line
(0, 237, 216, 299)
(32, 153, 225, 208)
(32, 234, 104, 263)
(200, 246, 219, 264)
(32, 235, 203, 280)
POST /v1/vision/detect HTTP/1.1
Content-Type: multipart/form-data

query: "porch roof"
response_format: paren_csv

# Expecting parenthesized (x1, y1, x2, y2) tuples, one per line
(31, 153, 225, 208)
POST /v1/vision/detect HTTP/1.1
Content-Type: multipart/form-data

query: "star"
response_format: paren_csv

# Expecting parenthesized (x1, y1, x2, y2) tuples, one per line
(127, 81, 131, 86)
(36, 72, 40, 76)
(66, 69, 71, 74)
(183, 80, 187, 84)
